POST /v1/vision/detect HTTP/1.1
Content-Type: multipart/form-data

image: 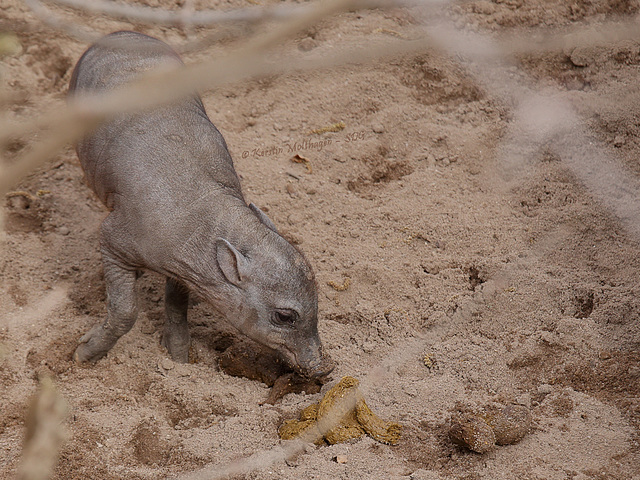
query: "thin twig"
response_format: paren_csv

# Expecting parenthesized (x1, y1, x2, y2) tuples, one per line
(44, 0, 436, 27)
(23, 0, 99, 43)
(0, 0, 421, 147)
(425, 17, 640, 241)
(0, 115, 96, 196)
(17, 376, 68, 480)
(0, 29, 437, 195)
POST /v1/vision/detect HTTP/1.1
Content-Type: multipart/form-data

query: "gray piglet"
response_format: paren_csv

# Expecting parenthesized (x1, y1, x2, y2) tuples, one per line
(68, 31, 333, 379)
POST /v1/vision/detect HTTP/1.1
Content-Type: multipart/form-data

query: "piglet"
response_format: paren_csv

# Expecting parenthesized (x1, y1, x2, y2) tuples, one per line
(68, 31, 334, 379)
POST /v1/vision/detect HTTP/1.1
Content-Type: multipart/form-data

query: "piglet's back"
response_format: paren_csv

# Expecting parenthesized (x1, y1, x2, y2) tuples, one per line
(69, 31, 183, 95)
(68, 31, 242, 212)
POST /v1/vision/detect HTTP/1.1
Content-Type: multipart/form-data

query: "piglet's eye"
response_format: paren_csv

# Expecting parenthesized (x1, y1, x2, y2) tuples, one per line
(272, 309, 298, 327)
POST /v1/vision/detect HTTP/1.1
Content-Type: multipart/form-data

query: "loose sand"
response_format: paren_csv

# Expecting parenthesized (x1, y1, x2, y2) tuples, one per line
(1, 1, 639, 479)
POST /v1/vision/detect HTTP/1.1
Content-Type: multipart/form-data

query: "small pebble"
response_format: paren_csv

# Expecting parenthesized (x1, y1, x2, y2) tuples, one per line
(565, 76, 585, 91)
(286, 232, 304, 245)
(57, 226, 70, 236)
(161, 358, 174, 370)
(285, 183, 299, 198)
(372, 124, 385, 134)
(613, 135, 626, 147)
(569, 47, 593, 67)
(334, 454, 348, 464)
(515, 393, 531, 409)
(537, 384, 553, 395)
(362, 341, 376, 353)
(298, 37, 317, 52)
(287, 212, 304, 226)
(7, 195, 30, 210)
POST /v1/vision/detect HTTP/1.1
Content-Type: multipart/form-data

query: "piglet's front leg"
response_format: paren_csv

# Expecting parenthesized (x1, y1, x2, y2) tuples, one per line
(74, 254, 138, 363)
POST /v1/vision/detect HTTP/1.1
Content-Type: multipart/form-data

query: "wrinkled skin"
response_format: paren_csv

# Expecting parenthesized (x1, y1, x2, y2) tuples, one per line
(68, 31, 334, 379)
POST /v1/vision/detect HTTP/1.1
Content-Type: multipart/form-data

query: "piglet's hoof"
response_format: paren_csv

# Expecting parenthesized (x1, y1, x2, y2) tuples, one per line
(73, 324, 116, 363)
(160, 334, 190, 364)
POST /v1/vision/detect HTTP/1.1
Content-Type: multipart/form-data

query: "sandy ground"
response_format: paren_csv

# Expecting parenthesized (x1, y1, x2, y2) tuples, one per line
(1, 0, 640, 479)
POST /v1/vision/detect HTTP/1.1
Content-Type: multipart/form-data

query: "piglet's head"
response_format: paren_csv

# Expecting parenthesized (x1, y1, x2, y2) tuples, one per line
(209, 204, 334, 379)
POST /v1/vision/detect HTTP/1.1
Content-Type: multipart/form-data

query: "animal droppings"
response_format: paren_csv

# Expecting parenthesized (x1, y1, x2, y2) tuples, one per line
(355, 398, 402, 445)
(449, 413, 496, 454)
(278, 419, 324, 446)
(483, 404, 532, 445)
(449, 403, 532, 453)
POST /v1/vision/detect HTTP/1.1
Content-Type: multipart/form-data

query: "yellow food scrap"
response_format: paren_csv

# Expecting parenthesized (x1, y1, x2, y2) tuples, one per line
(423, 353, 437, 369)
(278, 418, 324, 445)
(278, 376, 402, 445)
(290, 154, 312, 174)
(309, 122, 345, 135)
(327, 278, 350, 292)
(6, 191, 35, 201)
(300, 403, 319, 422)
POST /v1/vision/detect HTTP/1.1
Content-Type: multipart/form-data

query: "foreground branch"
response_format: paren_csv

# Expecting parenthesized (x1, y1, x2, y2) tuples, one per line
(17, 376, 68, 480)
(24, 0, 98, 42)
(0, 0, 435, 196)
(45, 0, 436, 27)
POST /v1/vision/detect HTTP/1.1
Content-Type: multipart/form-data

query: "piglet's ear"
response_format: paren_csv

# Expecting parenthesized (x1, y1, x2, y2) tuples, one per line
(216, 238, 248, 287)
(249, 203, 278, 233)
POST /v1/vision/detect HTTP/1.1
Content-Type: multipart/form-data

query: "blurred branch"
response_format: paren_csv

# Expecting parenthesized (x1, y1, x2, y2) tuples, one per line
(44, 0, 436, 27)
(0, 115, 94, 196)
(17, 376, 68, 480)
(0, 0, 434, 196)
(176, 391, 357, 480)
(23, 0, 98, 42)
(6, 0, 640, 199)
(24, 0, 252, 51)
